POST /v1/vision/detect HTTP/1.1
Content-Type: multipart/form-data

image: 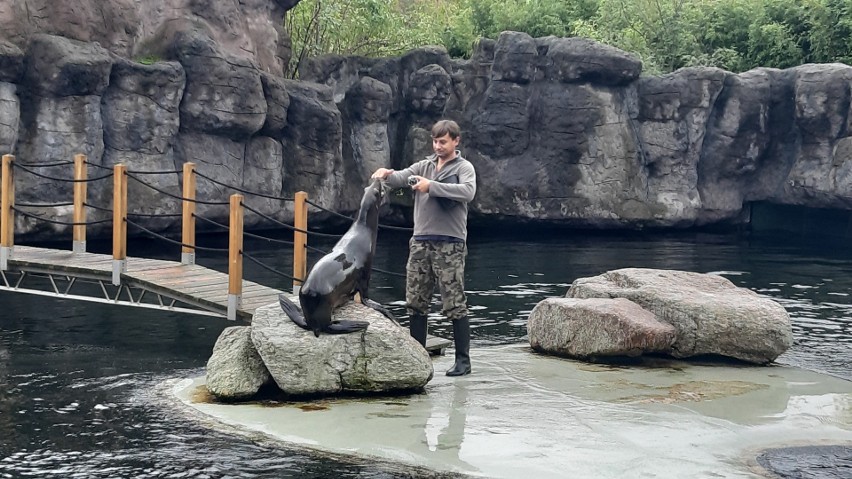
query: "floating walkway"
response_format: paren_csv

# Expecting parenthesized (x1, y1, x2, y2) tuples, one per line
(1, 245, 451, 352)
(173, 344, 852, 479)
(1, 245, 279, 320)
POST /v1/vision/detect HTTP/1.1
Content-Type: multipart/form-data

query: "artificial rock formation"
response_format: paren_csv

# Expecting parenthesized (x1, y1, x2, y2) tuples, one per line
(528, 268, 793, 364)
(2, 11, 852, 240)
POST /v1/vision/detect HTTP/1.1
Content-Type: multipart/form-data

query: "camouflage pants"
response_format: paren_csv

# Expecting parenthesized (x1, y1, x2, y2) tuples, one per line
(406, 239, 467, 320)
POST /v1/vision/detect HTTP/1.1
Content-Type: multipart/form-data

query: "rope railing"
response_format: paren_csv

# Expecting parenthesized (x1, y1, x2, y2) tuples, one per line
(195, 171, 295, 202)
(16, 201, 74, 208)
(240, 201, 343, 238)
(15, 160, 75, 168)
(127, 168, 182, 175)
(0, 153, 412, 320)
(124, 171, 230, 206)
(83, 160, 112, 171)
(124, 218, 228, 253)
(127, 211, 183, 218)
(10, 206, 112, 226)
(12, 162, 113, 183)
(305, 198, 413, 232)
(83, 202, 112, 213)
(242, 251, 302, 282)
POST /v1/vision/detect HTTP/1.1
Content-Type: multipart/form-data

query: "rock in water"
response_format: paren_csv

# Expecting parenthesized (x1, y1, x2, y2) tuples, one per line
(251, 299, 433, 396)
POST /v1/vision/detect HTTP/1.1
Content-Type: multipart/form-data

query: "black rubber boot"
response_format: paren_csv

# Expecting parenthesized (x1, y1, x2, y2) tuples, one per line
(409, 313, 427, 347)
(446, 317, 471, 376)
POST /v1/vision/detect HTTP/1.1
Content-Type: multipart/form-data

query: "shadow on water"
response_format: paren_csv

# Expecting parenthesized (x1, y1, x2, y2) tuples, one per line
(1, 226, 850, 477)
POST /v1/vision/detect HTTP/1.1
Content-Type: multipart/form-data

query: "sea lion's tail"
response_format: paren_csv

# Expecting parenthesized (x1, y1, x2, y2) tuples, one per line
(327, 320, 370, 334)
(278, 294, 310, 330)
(362, 298, 401, 326)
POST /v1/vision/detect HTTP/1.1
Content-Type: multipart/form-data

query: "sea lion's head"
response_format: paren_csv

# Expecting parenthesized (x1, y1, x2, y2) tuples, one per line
(364, 178, 388, 208)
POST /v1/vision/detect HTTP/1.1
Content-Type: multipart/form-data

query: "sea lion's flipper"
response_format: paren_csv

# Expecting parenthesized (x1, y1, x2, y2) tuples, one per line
(325, 320, 370, 334)
(278, 293, 309, 330)
(362, 298, 401, 326)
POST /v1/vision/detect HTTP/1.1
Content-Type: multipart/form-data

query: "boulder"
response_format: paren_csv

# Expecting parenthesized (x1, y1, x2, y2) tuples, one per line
(492, 31, 537, 84)
(338, 76, 394, 211)
(566, 268, 793, 364)
(259, 72, 290, 138)
(23, 34, 112, 97)
(406, 64, 452, 114)
(206, 326, 271, 400)
(542, 37, 642, 86)
(250, 300, 433, 397)
(0, 82, 20, 153)
(100, 58, 186, 230)
(528, 297, 676, 359)
(0, 39, 25, 83)
(637, 67, 728, 225)
(280, 80, 343, 210)
(0, 0, 294, 76)
(174, 30, 266, 139)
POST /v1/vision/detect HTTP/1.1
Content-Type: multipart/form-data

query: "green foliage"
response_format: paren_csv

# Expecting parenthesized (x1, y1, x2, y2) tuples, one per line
(285, 0, 852, 75)
(135, 55, 160, 65)
(286, 0, 449, 77)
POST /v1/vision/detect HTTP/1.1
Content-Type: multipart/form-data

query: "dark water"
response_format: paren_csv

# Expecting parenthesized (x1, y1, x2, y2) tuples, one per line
(0, 229, 850, 477)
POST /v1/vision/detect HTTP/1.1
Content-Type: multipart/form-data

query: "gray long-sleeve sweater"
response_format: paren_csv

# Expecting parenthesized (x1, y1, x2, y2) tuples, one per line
(385, 151, 476, 241)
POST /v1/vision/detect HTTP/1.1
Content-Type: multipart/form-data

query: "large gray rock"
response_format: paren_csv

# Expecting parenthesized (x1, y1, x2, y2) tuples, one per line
(174, 31, 266, 139)
(103, 58, 185, 155)
(23, 34, 112, 97)
(340, 76, 393, 210)
(528, 297, 676, 359)
(566, 268, 793, 364)
(0, 0, 295, 75)
(699, 68, 781, 222)
(0, 39, 24, 83)
(100, 58, 186, 230)
(259, 72, 290, 138)
(637, 67, 728, 225)
(0, 82, 19, 153)
(280, 80, 343, 210)
(491, 31, 537, 84)
(406, 64, 451, 115)
(784, 63, 852, 209)
(206, 326, 271, 400)
(250, 300, 433, 396)
(542, 37, 642, 86)
(243, 136, 287, 227)
(175, 132, 246, 223)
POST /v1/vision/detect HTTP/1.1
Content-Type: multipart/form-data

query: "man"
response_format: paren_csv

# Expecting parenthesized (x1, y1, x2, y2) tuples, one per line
(371, 120, 476, 376)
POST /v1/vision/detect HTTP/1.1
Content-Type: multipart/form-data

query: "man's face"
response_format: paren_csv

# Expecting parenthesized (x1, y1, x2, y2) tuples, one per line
(432, 133, 460, 160)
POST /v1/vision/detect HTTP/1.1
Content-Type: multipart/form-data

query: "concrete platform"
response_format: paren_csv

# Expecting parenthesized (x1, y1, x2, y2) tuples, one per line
(172, 344, 852, 478)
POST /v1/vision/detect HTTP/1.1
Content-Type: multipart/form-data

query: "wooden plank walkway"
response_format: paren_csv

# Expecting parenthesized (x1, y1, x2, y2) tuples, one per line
(5, 245, 451, 353)
(8, 245, 278, 321)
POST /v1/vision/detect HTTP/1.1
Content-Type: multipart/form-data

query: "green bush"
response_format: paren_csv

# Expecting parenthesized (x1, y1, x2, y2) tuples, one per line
(285, 0, 852, 76)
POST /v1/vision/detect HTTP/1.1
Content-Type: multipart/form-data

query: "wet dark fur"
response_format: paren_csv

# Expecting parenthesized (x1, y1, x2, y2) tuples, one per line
(279, 179, 395, 336)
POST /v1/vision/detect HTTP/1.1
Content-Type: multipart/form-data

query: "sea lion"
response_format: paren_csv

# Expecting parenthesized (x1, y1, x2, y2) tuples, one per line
(279, 178, 395, 336)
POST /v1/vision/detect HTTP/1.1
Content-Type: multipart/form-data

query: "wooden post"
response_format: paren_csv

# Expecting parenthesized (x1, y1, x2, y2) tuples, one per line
(181, 162, 196, 264)
(293, 191, 308, 293)
(112, 164, 127, 285)
(227, 193, 244, 321)
(1, 154, 14, 270)
(73, 154, 87, 253)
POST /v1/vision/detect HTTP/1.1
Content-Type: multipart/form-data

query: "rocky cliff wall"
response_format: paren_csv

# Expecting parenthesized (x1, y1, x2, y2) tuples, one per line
(305, 32, 852, 229)
(1, 17, 851, 240)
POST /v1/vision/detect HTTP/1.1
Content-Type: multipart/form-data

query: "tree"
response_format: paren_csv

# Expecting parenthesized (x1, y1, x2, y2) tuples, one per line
(286, 0, 448, 77)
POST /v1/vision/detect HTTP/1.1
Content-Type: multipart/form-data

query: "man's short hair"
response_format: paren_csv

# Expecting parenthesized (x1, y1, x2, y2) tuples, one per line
(431, 120, 461, 140)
